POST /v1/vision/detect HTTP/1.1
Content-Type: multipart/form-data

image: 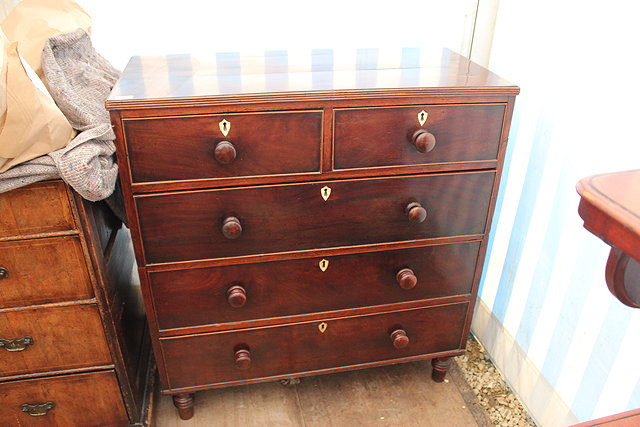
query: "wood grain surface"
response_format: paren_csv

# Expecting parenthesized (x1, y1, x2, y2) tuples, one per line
(149, 241, 480, 330)
(334, 104, 505, 169)
(0, 371, 128, 426)
(136, 172, 494, 264)
(0, 236, 93, 308)
(124, 110, 322, 183)
(0, 181, 75, 239)
(0, 304, 111, 378)
(161, 303, 468, 390)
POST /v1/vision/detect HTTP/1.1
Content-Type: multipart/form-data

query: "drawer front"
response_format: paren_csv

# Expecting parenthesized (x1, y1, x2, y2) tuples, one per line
(0, 305, 111, 378)
(334, 104, 505, 169)
(162, 303, 468, 389)
(0, 370, 128, 426)
(0, 181, 74, 238)
(151, 241, 480, 330)
(0, 236, 93, 309)
(124, 111, 322, 183)
(137, 172, 494, 264)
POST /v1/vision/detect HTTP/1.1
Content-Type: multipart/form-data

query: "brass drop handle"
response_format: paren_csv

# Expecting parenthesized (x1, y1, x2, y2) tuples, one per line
(405, 202, 427, 223)
(21, 402, 55, 416)
(409, 129, 436, 153)
(214, 141, 236, 164)
(396, 268, 417, 290)
(227, 285, 247, 308)
(0, 336, 34, 352)
(0, 267, 7, 279)
(390, 329, 410, 349)
(221, 216, 242, 240)
(235, 348, 251, 370)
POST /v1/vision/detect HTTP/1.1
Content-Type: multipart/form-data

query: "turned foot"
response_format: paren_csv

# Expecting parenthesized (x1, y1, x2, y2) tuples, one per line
(431, 357, 452, 382)
(172, 393, 195, 420)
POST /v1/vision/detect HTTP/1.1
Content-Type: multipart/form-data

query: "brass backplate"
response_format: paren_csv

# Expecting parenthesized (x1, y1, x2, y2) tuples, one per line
(318, 322, 328, 333)
(319, 259, 329, 272)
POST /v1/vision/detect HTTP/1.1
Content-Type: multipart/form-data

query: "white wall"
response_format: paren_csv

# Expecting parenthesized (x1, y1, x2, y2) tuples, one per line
(476, 0, 640, 425)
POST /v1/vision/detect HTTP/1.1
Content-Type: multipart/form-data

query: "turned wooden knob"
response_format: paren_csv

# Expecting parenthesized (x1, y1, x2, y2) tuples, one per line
(235, 349, 251, 370)
(396, 268, 417, 290)
(410, 129, 436, 153)
(390, 329, 410, 349)
(0, 267, 8, 279)
(221, 216, 242, 239)
(214, 141, 236, 164)
(227, 285, 247, 308)
(405, 202, 427, 223)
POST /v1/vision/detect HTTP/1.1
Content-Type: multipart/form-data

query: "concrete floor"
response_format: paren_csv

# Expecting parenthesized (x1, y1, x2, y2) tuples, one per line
(153, 360, 490, 426)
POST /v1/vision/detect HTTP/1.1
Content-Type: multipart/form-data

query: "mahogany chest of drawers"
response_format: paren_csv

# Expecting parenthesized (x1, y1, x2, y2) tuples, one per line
(107, 48, 518, 420)
(0, 180, 153, 426)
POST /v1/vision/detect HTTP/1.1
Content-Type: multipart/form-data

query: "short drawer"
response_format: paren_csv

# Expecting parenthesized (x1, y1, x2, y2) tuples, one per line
(136, 171, 494, 264)
(151, 241, 480, 330)
(0, 370, 128, 426)
(0, 181, 74, 239)
(334, 104, 505, 169)
(124, 110, 322, 183)
(0, 305, 111, 378)
(162, 302, 468, 389)
(0, 236, 93, 309)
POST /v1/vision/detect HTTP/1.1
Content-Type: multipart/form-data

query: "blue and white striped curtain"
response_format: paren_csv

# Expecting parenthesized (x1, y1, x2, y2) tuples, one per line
(474, 1, 640, 425)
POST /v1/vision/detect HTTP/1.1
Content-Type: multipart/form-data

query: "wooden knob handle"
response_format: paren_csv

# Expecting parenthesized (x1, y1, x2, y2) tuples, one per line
(214, 141, 236, 164)
(410, 129, 436, 153)
(390, 329, 410, 349)
(396, 268, 417, 290)
(0, 267, 7, 279)
(221, 216, 242, 239)
(405, 202, 427, 223)
(235, 349, 251, 370)
(227, 285, 247, 308)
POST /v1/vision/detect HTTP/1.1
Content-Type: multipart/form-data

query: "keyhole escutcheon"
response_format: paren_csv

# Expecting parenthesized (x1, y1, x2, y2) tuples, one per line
(219, 119, 231, 137)
(418, 110, 428, 126)
(321, 186, 331, 201)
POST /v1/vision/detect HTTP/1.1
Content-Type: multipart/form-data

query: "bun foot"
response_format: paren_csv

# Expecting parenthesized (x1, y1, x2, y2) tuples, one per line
(172, 393, 195, 420)
(431, 357, 452, 383)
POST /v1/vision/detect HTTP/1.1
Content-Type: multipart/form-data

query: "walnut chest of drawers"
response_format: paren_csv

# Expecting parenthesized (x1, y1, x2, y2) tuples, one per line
(0, 180, 153, 426)
(107, 48, 518, 420)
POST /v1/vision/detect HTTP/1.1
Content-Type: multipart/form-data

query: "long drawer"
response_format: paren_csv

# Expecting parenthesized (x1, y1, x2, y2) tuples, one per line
(334, 104, 505, 170)
(136, 171, 494, 264)
(161, 302, 468, 389)
(124, 110, 323, 183)
(150, 241, 481, 330)
(0, 370, 128, 426)
(0, 304, 111, 378)
(0, 236, 93, 308)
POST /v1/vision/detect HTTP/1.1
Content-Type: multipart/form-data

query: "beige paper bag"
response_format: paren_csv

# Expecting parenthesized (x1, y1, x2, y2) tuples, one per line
(0, 31, 75, 172)
(1, 0, 91, 78)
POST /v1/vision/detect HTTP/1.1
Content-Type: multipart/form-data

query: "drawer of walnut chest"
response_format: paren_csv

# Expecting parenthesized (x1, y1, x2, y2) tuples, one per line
(151, 241, 480, 330)
(123, 110, 322, 183)
(136, 171, 494, 264)
(0, 236, 93, 309)
(0, 370, 128, 426)
(334, 104, 505, 170)
(0, 305, 111, 378)
(0, 181, 74, 239)
(162, 303, 467, 389)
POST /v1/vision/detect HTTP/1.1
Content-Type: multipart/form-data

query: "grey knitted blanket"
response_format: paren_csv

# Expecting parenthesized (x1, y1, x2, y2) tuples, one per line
(0, 29, 124, 221)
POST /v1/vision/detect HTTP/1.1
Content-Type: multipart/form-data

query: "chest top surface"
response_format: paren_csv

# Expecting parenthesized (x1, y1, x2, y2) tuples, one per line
(107, 48, 518, 109)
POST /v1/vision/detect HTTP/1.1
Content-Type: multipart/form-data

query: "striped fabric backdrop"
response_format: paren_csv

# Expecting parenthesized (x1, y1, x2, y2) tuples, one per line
(473, 1, 640, 425)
